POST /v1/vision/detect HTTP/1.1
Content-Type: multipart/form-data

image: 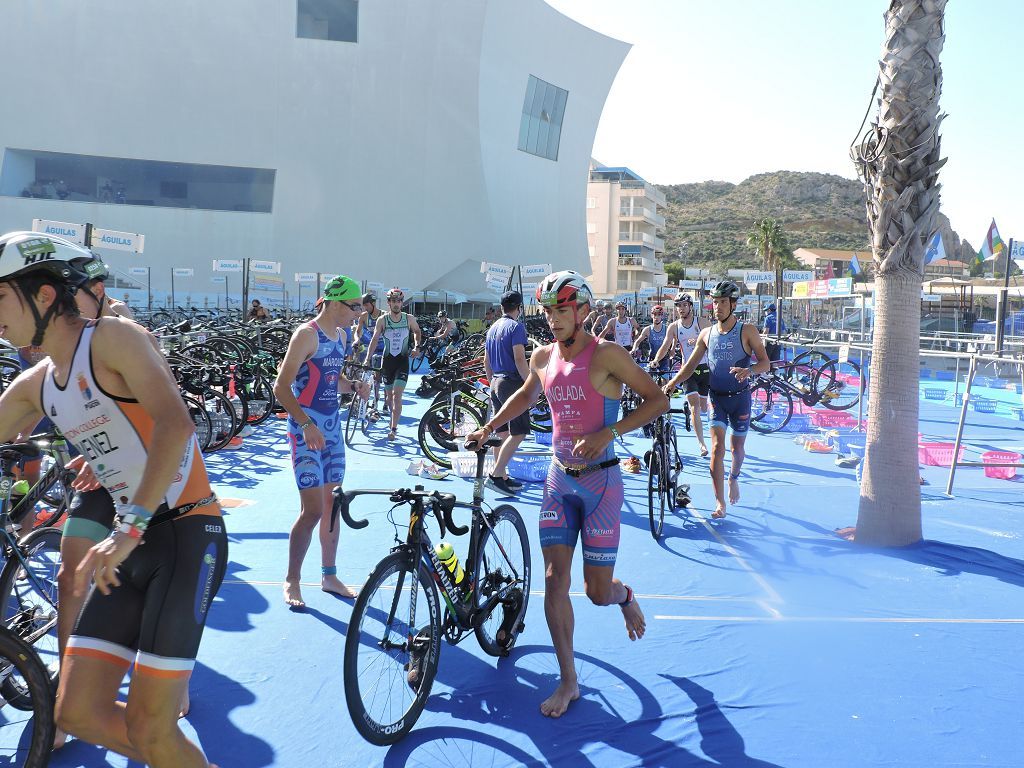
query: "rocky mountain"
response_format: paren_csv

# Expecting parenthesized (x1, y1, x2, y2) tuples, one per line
(656, 170, 971, 273)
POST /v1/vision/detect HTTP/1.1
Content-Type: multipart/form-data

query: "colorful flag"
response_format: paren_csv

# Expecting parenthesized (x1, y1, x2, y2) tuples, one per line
(924, 232, 946, 265)
(976, 219, 1005, 264)
(823, 262, 835, 280)
(849, 252, 862, 276)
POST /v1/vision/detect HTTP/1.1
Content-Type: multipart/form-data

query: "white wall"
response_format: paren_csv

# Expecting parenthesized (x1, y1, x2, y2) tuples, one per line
(0, 1, 627, 302)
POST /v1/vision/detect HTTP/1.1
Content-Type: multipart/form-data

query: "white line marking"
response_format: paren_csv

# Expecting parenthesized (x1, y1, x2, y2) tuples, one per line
(688, 507, 784, 607)
(654, 615, 1024, 624)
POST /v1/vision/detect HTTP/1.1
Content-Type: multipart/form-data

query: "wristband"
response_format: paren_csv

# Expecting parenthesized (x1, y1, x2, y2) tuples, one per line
(619, 585, 634, 606)
(481, 423, 494, 436)
(114, 503, 151, 539)
(610, 425, 622, 442)
(298, 419, 314, 430)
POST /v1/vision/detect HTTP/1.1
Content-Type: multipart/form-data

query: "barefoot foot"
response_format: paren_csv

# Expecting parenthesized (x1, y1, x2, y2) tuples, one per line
(621, 595, 646, 641)
(728, 475, 741, 505)
(712, 501, 727, 519)
(53, 727, 68, 750)
(322, 575, 357, 599)
(179, 689, 190, 718)
(283, 580, 306, 609)
(540, 680, 580, 718)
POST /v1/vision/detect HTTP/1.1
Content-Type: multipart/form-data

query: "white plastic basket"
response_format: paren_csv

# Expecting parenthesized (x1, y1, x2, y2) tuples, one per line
(508, 449, 552, 482)
(447, 452, 496, 478)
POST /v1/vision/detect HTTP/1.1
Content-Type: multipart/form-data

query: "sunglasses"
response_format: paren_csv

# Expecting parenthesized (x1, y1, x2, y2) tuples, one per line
(343, 301, 362, 311)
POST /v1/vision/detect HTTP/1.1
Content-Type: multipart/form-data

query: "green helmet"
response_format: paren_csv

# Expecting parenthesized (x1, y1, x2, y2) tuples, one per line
(321, 275, 361, 303)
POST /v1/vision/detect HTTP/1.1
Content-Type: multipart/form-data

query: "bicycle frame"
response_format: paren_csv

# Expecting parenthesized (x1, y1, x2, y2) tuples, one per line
(4, 436, 72, 530)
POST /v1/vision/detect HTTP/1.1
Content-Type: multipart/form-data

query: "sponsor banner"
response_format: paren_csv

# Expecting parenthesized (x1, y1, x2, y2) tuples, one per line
(483, 262, 512, 278)
(32, 219, 86, 244)
(680, 279, 704, 289)
(249, 259, 281, 274)
(92, 228, 145, 253)
(172, 267, 194, 277)
(829, 277, 853, 295)
(320, 273, 338, 284)
(366, 281, 385, 291)
(638, 287, 657, 297)
(212, 258, 243, 273)
(727, 269, 747, 278)
(521, 263, 552, 280)
(128, 266, 149, 276)
(783, 269, 814, 282)
(294, 272, 317, 284)
(744, 270, 774, 284)
(791, 277, 853, 298)
(211, 276, 226, 284)
(921, 293, 942, 302)
(253, 275, 284, 291)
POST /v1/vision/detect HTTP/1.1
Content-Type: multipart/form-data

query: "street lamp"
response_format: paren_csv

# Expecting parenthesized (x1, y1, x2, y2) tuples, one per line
(678, 241, 688, 281)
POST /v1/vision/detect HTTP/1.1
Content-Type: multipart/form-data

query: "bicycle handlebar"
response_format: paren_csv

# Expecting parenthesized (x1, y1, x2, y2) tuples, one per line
(330, 487, 467, 538)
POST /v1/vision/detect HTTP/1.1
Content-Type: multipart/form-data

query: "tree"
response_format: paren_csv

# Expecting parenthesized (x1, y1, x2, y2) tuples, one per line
(850, 0, 946, 546)
(746, 217, 792, 273)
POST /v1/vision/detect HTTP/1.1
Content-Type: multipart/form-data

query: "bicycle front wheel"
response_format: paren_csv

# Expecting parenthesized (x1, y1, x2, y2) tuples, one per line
(417, 401, 484, 468)
(749, 380, 792, 434)
(344, 552, 442, 746)
(473, 505, 531, 657)
(344, 395, 361, 448)
(813, 360, 863, 411)
(0, 628, 55, 767)
(647, 448, 666, 540)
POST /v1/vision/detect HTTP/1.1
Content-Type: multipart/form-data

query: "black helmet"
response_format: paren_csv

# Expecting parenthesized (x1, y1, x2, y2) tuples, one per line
(361, 292, 375, 304)
(709, 280, 741, 299)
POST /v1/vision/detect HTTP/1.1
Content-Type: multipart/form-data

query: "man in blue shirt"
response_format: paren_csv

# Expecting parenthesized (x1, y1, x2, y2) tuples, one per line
(761, 303, 785, 362)
(483, 290, 531, 495)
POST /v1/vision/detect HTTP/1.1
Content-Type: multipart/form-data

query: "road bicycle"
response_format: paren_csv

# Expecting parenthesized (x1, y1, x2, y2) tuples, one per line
(343, 362, 382, 447)
(335, 435, 530, 745)
(749, 357, 863, 434)
(644, 397, 693, 540)
(0, 625, 55, 767)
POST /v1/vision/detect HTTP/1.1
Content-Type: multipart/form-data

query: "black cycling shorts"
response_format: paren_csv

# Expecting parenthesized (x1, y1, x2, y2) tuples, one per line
(684, 364, 711, 397)
(490, 375, 530, 436)
(381, 353, 410, 388)
(67, 513, 227, 678)
(64, 488, 116, 543)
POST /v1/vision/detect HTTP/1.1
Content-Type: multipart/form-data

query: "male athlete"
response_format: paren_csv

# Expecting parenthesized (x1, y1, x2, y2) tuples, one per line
(466, 270, 667, 718)
(599, 301, 638, 347)
(276, 276, 369, 608)
(0, 231, 224, 767)
(363, 287, 422, 440)
(651, 292, 710, 457)
(663, 281, 770, 518)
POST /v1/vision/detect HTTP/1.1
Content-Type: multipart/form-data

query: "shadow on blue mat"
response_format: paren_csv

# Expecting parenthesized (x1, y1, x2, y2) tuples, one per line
(382, 646, 783, 768)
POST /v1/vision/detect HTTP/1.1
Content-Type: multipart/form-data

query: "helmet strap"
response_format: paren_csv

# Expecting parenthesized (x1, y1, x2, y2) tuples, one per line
(563, 305, 583, 347)
(80, 286, 103, 319)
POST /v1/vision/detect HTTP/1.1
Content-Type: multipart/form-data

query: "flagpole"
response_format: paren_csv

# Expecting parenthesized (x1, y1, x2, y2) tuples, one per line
(995, 237, 1013, 357)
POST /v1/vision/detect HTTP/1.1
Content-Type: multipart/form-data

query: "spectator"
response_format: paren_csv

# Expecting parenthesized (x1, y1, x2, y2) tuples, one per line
(484, 305, 497, 327)
(248, 299, 270, 323)
(483, 290, 531, 495)
(761, 303, 785, 362)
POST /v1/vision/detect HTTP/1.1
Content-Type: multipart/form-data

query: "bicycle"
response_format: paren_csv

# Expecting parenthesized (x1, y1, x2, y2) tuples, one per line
(0, 442, 62, 711)
(644, 397, 693, 540)
(4, 433, 76, 533)
(335, 435, 531, 745)
(749, 357, 863, 434)
(343, 362, 381, 447)
(0, 625, 55, 767)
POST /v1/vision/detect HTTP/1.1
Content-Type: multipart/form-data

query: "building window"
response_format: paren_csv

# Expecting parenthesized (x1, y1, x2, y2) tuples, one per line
(518, 75, 568, 161)
(297, 0, 358, 42)
(586, 197, 597, 208)
(1, 148, 276, 213)
(586, 222, 597, 234)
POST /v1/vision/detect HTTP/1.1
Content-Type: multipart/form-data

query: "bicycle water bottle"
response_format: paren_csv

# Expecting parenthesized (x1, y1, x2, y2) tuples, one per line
(434, 541, 471, 601)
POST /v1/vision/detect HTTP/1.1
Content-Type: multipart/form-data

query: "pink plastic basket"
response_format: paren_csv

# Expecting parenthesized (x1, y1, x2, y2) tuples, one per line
(917, 442, 966, 467)
(981, 450, 1021, 480)
(810, 411, 857, 429)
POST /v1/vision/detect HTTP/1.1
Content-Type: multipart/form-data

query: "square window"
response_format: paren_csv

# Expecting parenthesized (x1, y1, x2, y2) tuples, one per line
(297, 0, 358, 43)
(517, 75, 568, 161)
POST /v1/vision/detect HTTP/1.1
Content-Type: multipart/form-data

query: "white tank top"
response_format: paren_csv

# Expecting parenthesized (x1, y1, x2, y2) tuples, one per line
(613, 318, 633, 346)
(40, 321, 216, 512)
(676, 317, 708, 365)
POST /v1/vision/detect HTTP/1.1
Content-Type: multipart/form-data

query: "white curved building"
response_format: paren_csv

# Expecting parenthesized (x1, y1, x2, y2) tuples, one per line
(0, 0, 628, 309)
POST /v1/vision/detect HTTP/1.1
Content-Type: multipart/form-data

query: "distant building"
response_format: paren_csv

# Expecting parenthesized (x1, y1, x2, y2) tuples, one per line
(924, 258, 970, 279)
(793, 248, 874, 279)
(585, 162, 667, 297)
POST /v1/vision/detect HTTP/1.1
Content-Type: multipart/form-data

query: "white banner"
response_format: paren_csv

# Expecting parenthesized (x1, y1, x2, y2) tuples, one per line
(921, 293, 942, 302)
(250, 259, 281, 274)
(680, 279, 704, 289)
(520, 282, 538, 294)
(172, 267, 194, 277)
(128, 266, 149, 276)
(727, 269, 748, 278)
(212, 258, 243, 273)
(320, 273, 338, 284)
(638, 287, 657, 297)
(744, 270, 775, 284)
(92, 228, 145, 253)
(483, 262, 512, 278)
(366, 281, 384, 291)
(32, 219, 86, 244)
(1011, 241, 1024, 259)
(294, 272, 317, 284)
(521, 263, 552, 280)
(783, 269, 814, 282)
(210, 276, 226, 284)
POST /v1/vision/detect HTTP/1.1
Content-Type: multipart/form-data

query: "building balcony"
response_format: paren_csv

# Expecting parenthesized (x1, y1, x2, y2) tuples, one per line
(618, 254, 658, 271)
(618, 180, 667, 207)
(653, 236, 665, 252)
(619, 231, 656, 247)
(618, 206, 665, 228)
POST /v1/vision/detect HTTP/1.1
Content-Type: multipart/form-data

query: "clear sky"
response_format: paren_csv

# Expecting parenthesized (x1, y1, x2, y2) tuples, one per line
(545, 0, 1023, 252)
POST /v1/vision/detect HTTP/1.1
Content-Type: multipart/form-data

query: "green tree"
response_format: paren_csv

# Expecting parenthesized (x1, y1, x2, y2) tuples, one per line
(852, 0, 947, 546)
(746, 217, 792, 272)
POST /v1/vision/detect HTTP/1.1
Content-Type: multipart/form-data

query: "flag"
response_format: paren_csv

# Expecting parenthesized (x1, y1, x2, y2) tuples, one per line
(849, 252, 862, 276)
(924, 232, 946, 265)
(976, 219, 1005, 264)
(823, 262, 835, 280)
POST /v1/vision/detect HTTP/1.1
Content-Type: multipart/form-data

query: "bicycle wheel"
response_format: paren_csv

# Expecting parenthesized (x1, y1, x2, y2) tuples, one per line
(417, 401, 484, 468)
(411, 352, 425, 373)
(529, 395, 552, 434)
(473, 505, 531, 657)
(647, 448, 665, 540)
(0, 527, 61, 709)
(749, 380, 792, 434)
(203, 388, 239, 451)
(344, 394, 361, 448)
(0, 627, 55, 767)
(243, 376, 275, 425)
(662, 424, 680, 511)
(786, 350, 830, 391)
(813, 360, 863, 411)
(182, 395, 214, 452)
(344, 552, 442, 746)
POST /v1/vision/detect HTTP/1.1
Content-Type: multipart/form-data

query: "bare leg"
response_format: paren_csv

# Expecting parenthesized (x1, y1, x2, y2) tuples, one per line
(492, 432, 526, 478)
(124, 670, 212, 767)
(320, 484, 356, 598)
(687, 393, 708, 456)
(389, 384, 406, 437)
(54, 535, 95, 748)
(729, 433, 747, 505)
(539, 545, 579, 718)
(709, 425, 728, 518)
(583, 564, 645, 641)
(284, 485, 330, 607)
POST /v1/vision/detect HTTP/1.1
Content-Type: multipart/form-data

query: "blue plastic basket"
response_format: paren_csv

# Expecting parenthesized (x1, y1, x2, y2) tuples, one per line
(850, 442, 866, 460)
(973, 376, 992, 388)
(533, 430, 552, 446)
(508, 449, 551, 482)
(1009, 406, 1024, 422)
(922, 387, 946, 401)
(780, 413, 812, 433)
(1012, 382, 1024, 395)
(934, 370, 955, 382)
(972, 397, 998, 414)
(919, 367, 932, 379)
(833, 433, 867, 454)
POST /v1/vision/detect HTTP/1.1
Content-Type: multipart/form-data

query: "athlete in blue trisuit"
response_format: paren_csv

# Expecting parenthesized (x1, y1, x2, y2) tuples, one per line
(663, 281, 770, 519)
(275, 276, 370, 609)
(629, 303, 669, 366)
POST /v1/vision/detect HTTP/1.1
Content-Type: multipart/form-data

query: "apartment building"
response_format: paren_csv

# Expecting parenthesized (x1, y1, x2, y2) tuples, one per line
(585, 163, 668, 297)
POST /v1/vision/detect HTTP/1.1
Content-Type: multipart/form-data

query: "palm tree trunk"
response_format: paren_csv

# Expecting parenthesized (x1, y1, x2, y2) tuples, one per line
(853, 0, 946, 546)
